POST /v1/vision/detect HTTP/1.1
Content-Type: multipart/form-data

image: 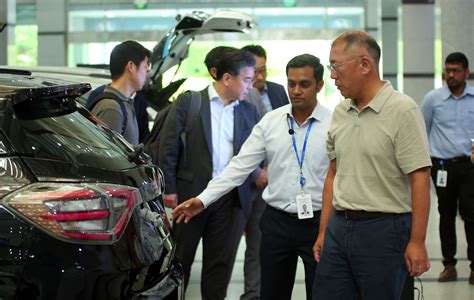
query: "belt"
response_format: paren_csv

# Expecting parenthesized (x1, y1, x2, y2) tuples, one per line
(268, 205, 320, 218)
(432, 156, 471, 163)
(337, 210, 398, 221)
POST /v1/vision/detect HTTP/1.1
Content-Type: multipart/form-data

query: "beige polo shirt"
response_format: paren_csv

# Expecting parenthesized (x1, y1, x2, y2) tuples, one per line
(327, 81, 432, 213)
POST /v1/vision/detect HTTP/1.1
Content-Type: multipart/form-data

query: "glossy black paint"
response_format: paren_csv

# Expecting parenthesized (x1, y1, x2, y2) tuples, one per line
(0, 73, 182, 299)
(0, 202, 177, 299)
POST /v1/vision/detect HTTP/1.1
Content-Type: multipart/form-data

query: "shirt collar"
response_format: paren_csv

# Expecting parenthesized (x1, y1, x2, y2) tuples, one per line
(285, 101, 324, 124)
(440, 84, 474, 101)
(208, 82, 240, 107)
(259, 83, 268, 95)
(208, 82, 219, 101)
(345, 81, 393, 113)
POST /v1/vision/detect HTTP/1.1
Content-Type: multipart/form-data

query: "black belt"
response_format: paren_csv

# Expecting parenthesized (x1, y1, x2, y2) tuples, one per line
(432, 156, 471, 163)
(268, 205, 320, 218)
(337, 210, 398, 221)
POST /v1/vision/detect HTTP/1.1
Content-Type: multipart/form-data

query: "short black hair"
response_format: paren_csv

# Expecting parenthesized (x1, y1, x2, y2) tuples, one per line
(241, 44, 267, 59)
(445, 52, 469, 69)
(215, 49, 256, 80)
(204, 46, 236, 77)
(286, 54, 324, 81)
(109, 40, 151, 80)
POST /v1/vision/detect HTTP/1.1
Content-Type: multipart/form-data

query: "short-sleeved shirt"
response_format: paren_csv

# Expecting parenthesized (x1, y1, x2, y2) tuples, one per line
(327, 81, 432, 213)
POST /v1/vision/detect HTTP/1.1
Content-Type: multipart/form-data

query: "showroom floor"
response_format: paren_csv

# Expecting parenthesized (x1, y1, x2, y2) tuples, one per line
(179, 184, 474, 299)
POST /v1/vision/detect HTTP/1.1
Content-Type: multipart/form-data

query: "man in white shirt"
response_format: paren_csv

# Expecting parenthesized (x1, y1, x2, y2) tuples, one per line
(171, 54, 332, 300)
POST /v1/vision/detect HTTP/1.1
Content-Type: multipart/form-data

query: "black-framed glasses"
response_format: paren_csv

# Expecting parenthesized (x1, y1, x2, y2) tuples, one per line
(327, 56, 363, 73)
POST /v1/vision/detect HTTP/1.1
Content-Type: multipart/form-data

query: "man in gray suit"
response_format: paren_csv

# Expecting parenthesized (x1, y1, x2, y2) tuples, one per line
(240, 44, 290, 300)
(159, 48, 262, 300)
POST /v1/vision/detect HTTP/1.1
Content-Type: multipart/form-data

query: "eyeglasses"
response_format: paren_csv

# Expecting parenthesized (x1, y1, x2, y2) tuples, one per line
(327, 56, 363, 73)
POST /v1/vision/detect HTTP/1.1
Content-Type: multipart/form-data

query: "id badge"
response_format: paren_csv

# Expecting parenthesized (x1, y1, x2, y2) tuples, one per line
(436, 170, 448, 187)
(296, 192, 313, 219)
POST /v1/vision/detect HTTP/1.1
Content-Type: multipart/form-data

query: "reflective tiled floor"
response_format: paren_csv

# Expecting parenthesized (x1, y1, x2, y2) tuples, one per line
(179, 184, 474, 299)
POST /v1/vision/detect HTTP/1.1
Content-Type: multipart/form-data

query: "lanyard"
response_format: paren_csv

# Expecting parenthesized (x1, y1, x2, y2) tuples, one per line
(290, 117, 314, 189)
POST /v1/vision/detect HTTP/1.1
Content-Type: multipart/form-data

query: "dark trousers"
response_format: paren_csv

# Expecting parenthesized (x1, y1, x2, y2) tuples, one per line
(166, 190, 245, 300)
(431, 158, 474, 270)
(314, 212, 411, 300)
(241, 192, 266, 300)
(260, 206, 320, 300)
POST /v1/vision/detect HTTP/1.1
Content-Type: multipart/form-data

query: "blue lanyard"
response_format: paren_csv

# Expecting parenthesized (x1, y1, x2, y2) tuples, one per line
(290, 117, 314, 188)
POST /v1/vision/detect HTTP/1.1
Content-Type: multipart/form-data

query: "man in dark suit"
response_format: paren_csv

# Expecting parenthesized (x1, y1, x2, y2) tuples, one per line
(204, 46, 267, 116)
(240, 44, 289, 300)
(158, 48, 261, 300)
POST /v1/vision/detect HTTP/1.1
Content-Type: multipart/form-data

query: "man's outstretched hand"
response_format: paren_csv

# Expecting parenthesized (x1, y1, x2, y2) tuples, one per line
(171, 198, 205, 224)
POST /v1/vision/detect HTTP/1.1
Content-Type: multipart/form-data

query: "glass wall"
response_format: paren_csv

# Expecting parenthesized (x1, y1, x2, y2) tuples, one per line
(12, 4, 37, 66)
(12, 0, 446, 108)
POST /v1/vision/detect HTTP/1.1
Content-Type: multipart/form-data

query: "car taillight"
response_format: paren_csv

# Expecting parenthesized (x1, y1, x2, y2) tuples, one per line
(2, 182, 142, 243)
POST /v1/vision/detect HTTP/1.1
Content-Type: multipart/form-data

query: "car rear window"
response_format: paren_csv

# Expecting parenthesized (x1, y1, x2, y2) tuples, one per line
(8, 108, 136, 170)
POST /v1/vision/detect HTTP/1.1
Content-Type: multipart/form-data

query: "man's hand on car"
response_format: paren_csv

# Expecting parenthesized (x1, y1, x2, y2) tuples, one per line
(171, 198, 205, 224)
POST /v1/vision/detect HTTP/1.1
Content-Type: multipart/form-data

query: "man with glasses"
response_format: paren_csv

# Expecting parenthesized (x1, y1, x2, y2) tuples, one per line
(313, 30, 432, 299)
(240, 44, 289, 300)
(421, 52, 474, 285)
(159, 48, 261, 300)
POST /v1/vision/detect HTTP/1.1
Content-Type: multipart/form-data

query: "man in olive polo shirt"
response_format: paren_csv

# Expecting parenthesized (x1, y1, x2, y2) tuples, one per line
(313, 30, 432, 300)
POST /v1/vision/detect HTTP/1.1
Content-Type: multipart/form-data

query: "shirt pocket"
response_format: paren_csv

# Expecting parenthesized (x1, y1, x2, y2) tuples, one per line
(462, 109, 474, 133)
(433, 102, 456, 126)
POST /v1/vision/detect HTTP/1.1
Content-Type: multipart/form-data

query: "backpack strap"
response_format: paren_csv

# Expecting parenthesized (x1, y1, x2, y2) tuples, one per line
(85, 85, 106, 109)
(179, 91, 202, 167)
(179, 90, 202, 146)
(89, 92, 128, 135)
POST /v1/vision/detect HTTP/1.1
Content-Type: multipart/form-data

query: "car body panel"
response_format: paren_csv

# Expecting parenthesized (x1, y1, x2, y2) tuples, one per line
(0, 203, 180, 299)
(0, 72, 182, 299)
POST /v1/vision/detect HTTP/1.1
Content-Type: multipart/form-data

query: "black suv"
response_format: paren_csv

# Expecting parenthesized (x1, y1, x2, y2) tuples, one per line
(0, 72, 182, 299)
